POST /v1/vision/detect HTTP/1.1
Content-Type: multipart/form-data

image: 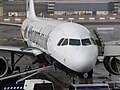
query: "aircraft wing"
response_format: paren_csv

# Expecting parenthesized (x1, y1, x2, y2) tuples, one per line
(0, 22, 21, 27)
(0, 45, 43, 56)
(0, 22, 47, 55)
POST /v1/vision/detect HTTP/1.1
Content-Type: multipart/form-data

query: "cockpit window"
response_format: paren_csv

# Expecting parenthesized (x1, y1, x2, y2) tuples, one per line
(62, 39, 68, 46)
(69, 39, 80, 46)
(81, 38, 91, 46)
(91, 38, 96, 45)
(57, 38, 64, 46)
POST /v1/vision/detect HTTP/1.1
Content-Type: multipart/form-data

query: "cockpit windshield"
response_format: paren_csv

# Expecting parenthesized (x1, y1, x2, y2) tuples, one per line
(57, 38, 64, 46)
(57, 38, 68, 46)
(69, 39, 80, 46)
(91, 38, 96, 45)
(57, 38, 80, 46)
(81, 38, 91, 46)
(62, 39, 68, 46)
(57, 38, 95, 46)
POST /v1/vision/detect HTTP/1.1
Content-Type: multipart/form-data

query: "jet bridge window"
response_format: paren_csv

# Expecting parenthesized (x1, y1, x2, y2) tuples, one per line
(69, 39, 80, 46)
(81, 38, 91, 46)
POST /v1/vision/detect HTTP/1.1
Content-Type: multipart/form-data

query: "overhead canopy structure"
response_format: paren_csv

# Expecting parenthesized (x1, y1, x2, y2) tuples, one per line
(35, 0, 120, 3)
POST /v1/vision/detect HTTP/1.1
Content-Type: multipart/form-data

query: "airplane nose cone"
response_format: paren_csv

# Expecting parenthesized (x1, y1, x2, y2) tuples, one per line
(70, 47, 98, 73)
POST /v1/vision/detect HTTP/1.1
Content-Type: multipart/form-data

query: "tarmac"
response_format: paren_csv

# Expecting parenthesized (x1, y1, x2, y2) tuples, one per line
(0, 22, 120, 90)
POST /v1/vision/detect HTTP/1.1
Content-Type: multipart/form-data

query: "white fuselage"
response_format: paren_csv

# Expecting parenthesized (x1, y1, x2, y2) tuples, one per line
(21, 17, 98, 73)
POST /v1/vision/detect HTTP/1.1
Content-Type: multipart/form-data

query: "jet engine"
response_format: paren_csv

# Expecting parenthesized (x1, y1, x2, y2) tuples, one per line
(103, 56, 120, 75)
(0, 56, 8, 77)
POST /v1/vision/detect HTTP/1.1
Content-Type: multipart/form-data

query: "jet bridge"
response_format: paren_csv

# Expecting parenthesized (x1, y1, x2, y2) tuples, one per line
(91, 30, 104, 56)
(91, 29, 120, 75)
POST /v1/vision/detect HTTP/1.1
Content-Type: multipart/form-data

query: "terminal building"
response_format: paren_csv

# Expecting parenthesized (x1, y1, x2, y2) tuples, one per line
(2, 1, 47, 17)
(54, 3, 114, 15)
(0, 0, 119, 17)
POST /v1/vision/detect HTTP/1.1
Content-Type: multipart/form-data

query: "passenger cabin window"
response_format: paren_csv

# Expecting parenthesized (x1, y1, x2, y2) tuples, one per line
(57, 38, 64, 46)
(81, 38, 91, 46)
(69, 39, 80, 46)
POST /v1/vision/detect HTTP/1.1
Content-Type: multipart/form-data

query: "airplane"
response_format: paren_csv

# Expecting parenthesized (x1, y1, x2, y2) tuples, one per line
(0, 0, 119, 82)
(0, 0, 98, 79)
